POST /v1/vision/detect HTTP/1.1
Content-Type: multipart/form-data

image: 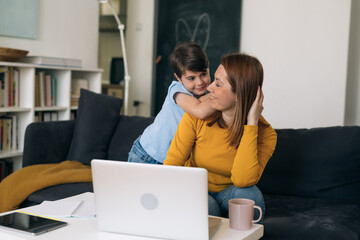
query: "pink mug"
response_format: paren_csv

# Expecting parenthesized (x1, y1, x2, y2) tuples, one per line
(228, 198, 262, 230)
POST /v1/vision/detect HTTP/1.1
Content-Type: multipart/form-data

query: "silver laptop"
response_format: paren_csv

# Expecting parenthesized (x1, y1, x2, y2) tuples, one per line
(91, 159, 219, 240)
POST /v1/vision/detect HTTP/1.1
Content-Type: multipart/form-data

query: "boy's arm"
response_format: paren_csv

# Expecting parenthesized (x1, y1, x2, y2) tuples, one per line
(198, 94, 211, 102)
(174, 92, 215, 119)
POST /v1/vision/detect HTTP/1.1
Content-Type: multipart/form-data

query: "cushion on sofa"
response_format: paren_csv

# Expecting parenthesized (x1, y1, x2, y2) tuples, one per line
(66, 89, 123, 165)
(258, 126, 360, 201)
(23, 120, 75, 167)
(262, 194, 360, 240)
(108, 115, 154, 161)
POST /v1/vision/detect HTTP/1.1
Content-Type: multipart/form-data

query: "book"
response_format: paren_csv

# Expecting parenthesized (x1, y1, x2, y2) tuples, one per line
(13, 68, 19, 107)
(1, 67, 9, 107)
(34, 112, 40, 122)
(8, 67, 13, 106)
(22, 56, 65, 67)
(71, 79, 88, 98)
(0, 68, 6, 107)
(71, 79, 88, 106)
(64, 58, 81, 68)
(51, 112, 58, 121)
(8, 115, 17, 150)
(51, 76, 56, 106)
(35, 112, 43, 122)
(45, 75, 52, 107)
(71, 97, 79, 107)
(34, 74, 40, 107)
(38, 71, 45, 107)
(1, 118, 11, 151)
(43, 112, 51, 122)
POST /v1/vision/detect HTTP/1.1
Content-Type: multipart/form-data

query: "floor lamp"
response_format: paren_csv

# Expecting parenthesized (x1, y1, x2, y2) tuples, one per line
(98, 0, 130, 115)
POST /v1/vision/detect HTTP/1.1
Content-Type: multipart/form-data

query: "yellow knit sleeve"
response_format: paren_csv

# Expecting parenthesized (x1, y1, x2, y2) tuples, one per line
(164, 113, 197, 166)
(231, 118, 277, 187)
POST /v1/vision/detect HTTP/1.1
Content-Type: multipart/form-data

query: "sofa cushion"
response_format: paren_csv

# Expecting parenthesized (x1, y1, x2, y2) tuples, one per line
(258, 126, 360, 201)
(66, 89, 123, 165)
(107, 115, 154, 161)
(23, 120, 75, 167)
(263, 194, 360, 240)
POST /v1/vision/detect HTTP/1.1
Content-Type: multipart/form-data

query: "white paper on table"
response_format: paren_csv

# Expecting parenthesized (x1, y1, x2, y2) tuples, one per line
(24, 200, 84, 218)
(72, 197, 96, 218)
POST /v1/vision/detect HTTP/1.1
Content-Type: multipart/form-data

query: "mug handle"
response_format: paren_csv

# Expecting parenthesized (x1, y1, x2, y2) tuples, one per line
(252, 205, 263, 223)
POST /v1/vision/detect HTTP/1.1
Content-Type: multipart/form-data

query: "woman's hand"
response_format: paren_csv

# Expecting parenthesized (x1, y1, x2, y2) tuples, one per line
(247, 86, 264, 126)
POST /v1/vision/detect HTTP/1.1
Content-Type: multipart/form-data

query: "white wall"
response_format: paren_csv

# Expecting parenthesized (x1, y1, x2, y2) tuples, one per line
(98, 32, 122, 83)
(125, 0, 155, 116)
(2, 1, 356, 127)
(125, 0, 359, 128)
(241, 0, 351, 129)
(345, 0, 360, 126)
(0, 0, 99, 69)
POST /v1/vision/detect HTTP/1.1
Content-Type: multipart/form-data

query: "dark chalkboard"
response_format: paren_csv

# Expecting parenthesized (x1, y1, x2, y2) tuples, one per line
(153, 0, 241, 115)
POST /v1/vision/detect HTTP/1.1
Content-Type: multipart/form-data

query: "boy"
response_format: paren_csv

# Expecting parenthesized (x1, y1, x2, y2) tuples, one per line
(128, 41, 215, 164)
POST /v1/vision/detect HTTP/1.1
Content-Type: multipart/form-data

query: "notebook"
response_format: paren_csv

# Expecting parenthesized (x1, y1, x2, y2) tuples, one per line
(91, 159, 220, 240)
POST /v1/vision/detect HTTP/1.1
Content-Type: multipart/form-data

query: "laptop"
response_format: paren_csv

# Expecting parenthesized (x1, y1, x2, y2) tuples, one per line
(91, 159, 221, 240)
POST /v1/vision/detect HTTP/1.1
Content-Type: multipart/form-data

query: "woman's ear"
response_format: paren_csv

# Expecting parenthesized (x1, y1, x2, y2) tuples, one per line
(174, 73, 182, 83)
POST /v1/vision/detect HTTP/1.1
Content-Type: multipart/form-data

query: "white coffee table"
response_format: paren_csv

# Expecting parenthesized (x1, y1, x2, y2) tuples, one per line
(0, 193, 263, 240)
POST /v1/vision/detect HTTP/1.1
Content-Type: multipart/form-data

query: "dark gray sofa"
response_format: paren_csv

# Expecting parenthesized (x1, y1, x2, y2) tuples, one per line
(20, 90, 360, 239)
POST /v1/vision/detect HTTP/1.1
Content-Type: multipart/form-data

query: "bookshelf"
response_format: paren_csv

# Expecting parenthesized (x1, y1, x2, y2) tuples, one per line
(0, 61, 102, 175)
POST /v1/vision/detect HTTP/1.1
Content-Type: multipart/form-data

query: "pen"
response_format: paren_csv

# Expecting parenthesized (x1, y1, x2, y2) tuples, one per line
(70, 200, 84, 217)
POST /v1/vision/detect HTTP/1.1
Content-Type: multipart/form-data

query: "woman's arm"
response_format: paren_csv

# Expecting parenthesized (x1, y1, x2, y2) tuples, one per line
(231, 88, 277, 187)
(164, 113, 198, 166)
(231, 122, 277, 187)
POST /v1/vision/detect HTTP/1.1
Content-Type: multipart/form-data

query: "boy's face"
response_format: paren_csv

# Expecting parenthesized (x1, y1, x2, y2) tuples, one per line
(175, 69, 210, 97)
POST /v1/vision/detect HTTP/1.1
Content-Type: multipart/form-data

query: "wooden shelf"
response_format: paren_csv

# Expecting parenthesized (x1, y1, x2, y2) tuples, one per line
(0, 107, 31, 113)
(0, 149, 23, 158)
(34, 106, 68, 112)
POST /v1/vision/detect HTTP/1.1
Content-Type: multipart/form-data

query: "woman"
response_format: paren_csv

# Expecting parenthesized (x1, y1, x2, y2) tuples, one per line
(164, 53, 277, 221)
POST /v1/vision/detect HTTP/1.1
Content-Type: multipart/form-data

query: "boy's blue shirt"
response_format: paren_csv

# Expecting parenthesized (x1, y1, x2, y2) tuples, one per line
(139, 81, 193, 162)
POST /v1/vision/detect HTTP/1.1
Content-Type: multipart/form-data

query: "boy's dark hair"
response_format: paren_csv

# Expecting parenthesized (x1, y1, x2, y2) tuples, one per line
(169, 42, 209, 78)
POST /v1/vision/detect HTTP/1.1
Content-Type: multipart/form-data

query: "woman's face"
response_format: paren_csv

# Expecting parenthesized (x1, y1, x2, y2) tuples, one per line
(207, 64, 237, 112)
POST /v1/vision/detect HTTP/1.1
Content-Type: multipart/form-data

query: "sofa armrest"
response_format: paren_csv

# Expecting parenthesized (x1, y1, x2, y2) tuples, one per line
(22, 120, 75, 167)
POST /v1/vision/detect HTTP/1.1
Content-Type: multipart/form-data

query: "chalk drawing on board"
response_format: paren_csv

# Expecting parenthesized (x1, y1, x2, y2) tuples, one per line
(175, 13, 211, 50)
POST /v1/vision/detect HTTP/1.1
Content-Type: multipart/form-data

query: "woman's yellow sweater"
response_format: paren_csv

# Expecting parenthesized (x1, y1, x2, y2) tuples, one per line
(164, 113, 277, 193)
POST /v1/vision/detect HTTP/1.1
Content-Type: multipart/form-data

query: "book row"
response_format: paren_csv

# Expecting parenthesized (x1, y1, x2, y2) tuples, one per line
(35, 71, 57, 107)
(0, 67, 20, 107)
(34, 111, 59, 122)
(0, 115, 18, 152)
(0, 160, 13, 183)
(71, 78, 89, 106)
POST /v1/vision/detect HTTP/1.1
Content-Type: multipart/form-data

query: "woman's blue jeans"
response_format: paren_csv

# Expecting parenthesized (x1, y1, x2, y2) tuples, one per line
(208, 185, 265, 223)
